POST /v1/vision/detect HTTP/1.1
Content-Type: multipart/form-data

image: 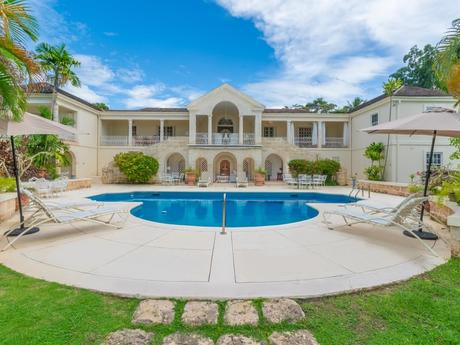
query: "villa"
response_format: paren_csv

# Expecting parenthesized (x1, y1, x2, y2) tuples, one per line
(27, 83, 457, 183)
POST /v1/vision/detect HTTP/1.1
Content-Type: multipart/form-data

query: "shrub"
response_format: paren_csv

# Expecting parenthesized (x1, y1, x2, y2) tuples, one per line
(255, 167, 266, 175)
(114, 152, 159, 183)
(365, 165, 384, 181)
(0, 177, 16, 193)
(60, 116, 75, 126)
(288, 158, 341, 184)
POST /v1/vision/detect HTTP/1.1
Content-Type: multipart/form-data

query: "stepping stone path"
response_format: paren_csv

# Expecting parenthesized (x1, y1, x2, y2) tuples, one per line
(268, 330, 319, 345)
(217, 334, 264, 345)
(162, 332, 214, 345)
(103, 329, 154, 345)
(224, 300, 259, 326)
(262, 299, 305, 323)
(132, 299, 175, 325)
(182, 301, 219, 326)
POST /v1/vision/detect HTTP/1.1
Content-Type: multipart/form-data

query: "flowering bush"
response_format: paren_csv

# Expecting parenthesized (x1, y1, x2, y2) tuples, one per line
(114, 152, 159, 183)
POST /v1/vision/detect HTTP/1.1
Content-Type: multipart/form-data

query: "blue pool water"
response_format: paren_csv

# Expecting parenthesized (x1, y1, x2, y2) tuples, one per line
(90, 192, 357, 227)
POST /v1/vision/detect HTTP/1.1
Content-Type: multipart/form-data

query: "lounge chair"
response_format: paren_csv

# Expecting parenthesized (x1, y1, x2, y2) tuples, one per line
(322, 197, 438, 257)
(2, 191, 130, 251)
(197, 172, 212, 187)
(236, 172, 249, 187)
(349, 193, 421, 214)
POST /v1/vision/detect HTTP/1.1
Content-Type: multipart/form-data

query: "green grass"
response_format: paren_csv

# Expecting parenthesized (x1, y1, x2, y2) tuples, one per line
(0, 259, 459, 344)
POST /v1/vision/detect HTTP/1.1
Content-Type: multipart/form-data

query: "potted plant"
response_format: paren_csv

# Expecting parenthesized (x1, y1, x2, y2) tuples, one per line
(255, 167, 266, 186)
(184, 167, 197, 186)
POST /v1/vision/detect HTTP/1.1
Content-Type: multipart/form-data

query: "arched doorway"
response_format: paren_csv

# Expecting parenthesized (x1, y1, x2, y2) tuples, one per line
(265, 154, 283, 181)
(166, 153, 185, 174)
(213, 152, 237, 181)
(60, 151, 76, 178)
(243, 157, 255, 180)
(212, 101, 240, 145)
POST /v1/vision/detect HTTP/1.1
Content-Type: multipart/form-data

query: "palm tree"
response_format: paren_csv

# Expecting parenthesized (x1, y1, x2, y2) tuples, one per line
(35, 43, 80, 121)
(0, 0, 40, 121)
(346, 97, 366, 111)
(381, 78, 403, 179)
(435, 18, 460, 105)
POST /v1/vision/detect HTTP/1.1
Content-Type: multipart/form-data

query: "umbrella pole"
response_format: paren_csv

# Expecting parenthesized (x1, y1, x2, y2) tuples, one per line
(5, 136, 40, 237)
(403, 131, 438, 241)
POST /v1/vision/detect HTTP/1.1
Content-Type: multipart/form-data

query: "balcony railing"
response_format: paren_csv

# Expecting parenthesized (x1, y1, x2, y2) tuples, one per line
(294, 137, 317, 148)
(133, 135, 160, 146)
(324, 137, 346, 148)
(100, 135, 128, 146)
(195, 132, 256, 145)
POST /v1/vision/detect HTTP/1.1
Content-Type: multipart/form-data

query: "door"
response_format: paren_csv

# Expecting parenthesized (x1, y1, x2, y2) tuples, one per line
(220, 160, 230, 176)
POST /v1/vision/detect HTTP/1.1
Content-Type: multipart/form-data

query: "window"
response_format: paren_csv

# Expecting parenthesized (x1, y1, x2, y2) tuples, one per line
(426, 152, 443, 170)
(132, 125, 137, 136)
(371, 113, 378, 126)
(158, 126, 174, 137)
(263, 127, 275, 137)
(298, 127, 312, 137)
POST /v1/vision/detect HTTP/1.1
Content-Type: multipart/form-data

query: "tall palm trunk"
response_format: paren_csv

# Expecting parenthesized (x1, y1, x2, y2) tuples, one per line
(51, 70, 59, 122)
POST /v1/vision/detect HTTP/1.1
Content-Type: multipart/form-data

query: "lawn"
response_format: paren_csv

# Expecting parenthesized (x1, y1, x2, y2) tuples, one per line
(0, 259, 459, 345)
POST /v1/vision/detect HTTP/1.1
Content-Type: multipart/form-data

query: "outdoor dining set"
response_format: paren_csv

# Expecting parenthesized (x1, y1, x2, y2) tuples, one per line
(283, 173, 328, 188)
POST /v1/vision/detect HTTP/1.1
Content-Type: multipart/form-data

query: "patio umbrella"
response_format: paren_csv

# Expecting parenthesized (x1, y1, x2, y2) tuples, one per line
(362, 107, 460, 240)
(0, 112, 76, 236)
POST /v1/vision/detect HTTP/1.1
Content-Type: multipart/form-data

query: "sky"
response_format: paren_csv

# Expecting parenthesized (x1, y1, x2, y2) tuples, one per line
(28, 0, 460, 109)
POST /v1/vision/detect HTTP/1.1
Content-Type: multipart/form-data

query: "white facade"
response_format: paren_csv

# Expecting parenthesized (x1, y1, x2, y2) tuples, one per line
(26, 84, 458, 183)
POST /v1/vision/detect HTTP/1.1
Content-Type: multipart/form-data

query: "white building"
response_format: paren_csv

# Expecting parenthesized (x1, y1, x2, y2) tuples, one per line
(26, 83, 458, 183)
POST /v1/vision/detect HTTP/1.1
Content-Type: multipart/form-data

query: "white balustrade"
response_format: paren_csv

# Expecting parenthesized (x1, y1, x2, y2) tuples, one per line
(100, 135, 129, 146)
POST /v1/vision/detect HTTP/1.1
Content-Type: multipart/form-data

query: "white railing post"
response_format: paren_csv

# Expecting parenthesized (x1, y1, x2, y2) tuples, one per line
(239, 115, 244, 145)
(160, 119, 164, 142)
(207, 115, 212, 145)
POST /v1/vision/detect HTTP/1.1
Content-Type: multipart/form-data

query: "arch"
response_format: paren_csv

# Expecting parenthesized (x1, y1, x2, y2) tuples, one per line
(265, 153, 283, 181)
(243, 157, 255, 181)
(212, 101, 239, 134)
(61, 151, 76, 178)
(195, 157, 208, 175)
(213, 152, 237, 180)
(166, 153, 185, 174)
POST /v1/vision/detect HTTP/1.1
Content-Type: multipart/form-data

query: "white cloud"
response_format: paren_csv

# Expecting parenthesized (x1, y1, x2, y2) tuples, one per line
(64, 84, 107, 103)
(124, 84, 184, 108)
(216, 0, 459, 106)
(74, 54, 115, 87)
(117, 68, 144, 83)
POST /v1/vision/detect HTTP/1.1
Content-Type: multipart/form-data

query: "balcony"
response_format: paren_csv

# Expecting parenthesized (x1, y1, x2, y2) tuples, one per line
(100, 135, 161, 146)
(195, 133, 256, 145)
(324, 137, 347, 148)
(294, 137, 317, 148)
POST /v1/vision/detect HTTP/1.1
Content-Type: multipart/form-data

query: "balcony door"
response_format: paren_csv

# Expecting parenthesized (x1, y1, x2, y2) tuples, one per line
(220, 160, 231, 176)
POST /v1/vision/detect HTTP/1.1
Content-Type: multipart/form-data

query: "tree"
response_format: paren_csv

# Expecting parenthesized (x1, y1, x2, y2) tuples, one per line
(336, 97, 366, 113)
(93, 102, 109, 111)
(364, 142, 385, 181)
(390, 45, 442, 89)
(435, 18, 460, 105)
(35, 43, 81, 121)
(0, 0, 40, 121)
(293, 97, 337, 113)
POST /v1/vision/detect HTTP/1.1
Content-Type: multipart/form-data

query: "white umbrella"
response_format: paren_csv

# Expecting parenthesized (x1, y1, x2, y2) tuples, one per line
(0, 112, 77, 236)
(362, 107, 460, 240)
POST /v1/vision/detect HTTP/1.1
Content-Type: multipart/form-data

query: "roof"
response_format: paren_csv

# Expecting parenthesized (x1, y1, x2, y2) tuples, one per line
(109, 107, 188, 112)
(263, 108, 317, 113)
(352, 85, 450, 112)
(26, 83, 101, 111)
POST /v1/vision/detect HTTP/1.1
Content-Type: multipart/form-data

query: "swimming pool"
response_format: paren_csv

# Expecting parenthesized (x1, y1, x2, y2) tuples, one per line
(90, 191, 357, 227)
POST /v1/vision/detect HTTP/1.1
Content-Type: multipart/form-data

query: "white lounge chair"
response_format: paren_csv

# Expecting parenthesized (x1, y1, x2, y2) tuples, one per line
(349, 193, 421, 214)
(236, 172, 249, 187)
(197, 172, 212, 187)
(2, 191, 130, 251)
(322, 197, 439, 257)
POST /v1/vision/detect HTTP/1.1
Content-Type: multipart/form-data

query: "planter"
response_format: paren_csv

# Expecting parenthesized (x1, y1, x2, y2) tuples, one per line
(255, 173, 265, 186)
(185, 173, 196, 186)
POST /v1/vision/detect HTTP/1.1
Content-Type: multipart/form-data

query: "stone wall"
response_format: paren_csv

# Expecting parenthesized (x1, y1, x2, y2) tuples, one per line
(67, 178, 92, 190)
(0, 193, 16, 221)
(356, 180, 410, 196)
(336, 169, 348, 186)
(101, 161, 157, 184)
(429, 200, 454, 224)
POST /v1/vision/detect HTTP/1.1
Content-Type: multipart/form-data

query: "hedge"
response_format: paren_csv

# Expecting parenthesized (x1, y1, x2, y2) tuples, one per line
(114, 152, 159, 183)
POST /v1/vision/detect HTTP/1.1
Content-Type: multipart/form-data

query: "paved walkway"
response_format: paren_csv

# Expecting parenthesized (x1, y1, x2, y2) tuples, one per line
(0, 184, 450, 298)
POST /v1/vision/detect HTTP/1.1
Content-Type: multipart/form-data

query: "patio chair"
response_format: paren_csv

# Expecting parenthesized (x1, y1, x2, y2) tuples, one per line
(283, 173, 297, 186)
(34, 178, 52, 198)
(197, 172, 212, 187)
(236, 172, 249, 188)
(312, 175, 322, 188)
(160, 173, 173, 185)
(322, 197, 439, 257)
(50, 176, 69, 196)
(298, 174, 312, 189)
(2, 190, 130, 251)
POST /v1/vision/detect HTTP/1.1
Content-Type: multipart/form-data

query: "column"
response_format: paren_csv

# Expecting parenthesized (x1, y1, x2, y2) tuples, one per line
(255, 114, 262, 144)
(321, 122, 326, 146)
(239, 115, 244, 145)
(160, 119, 164, 142)
(128, 119, 133, 146)
(53, 102, 59, 122)
(317, 121, 323, 148)
(312, 122, 318, 146)
(189, 113, 196, 144)
(342, 122, 348, 147)
(208, 115, 212, 145)
(287, 120, 293, 144)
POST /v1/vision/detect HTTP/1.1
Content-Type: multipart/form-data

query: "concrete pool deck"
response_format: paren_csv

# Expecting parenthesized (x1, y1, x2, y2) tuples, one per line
(0, 184, 450, 299)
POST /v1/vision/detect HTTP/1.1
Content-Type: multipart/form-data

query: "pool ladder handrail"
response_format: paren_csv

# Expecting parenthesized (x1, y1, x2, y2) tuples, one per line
(221, 192, 227, 235)
(349, 182, 371, 199)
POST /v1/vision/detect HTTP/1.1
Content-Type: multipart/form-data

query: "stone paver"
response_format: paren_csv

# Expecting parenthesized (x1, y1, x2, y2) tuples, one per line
(182, 301, 219, 326)
(224, 300, 259, 326)
(103, 329, 154, 345)
(132, 299, 175, 325)
(217, 334, 264, 345)
(268, 330, 319, 345)
(262, 299, 305, 323)
(162, 332, 214, 345)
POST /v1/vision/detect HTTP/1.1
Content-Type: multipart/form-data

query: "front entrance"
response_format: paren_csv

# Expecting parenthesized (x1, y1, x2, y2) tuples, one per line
(220, 160, 230, 176)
